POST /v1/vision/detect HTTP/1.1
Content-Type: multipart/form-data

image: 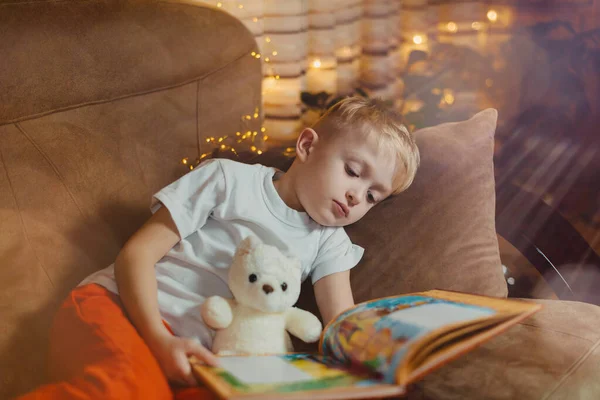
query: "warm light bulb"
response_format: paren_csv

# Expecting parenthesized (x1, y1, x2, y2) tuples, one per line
(471, 21, 482, 30)
(412, 35, 423, 45)
(487, 10, 498, 22)
(446, 22, 457, 32)
(252, 17, 258, 22)
(216, 2, 222, 7)
(238, 4, 243, 9)
(265, 37, 271, 43)
(272, 51, 278, 56)
(312, 59, 322, 68)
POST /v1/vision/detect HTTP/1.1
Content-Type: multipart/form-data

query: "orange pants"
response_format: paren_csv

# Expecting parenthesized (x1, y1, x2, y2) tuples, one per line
(17, 284, 216, 400)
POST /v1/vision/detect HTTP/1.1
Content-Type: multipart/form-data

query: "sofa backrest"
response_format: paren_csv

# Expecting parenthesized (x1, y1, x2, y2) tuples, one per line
(0, 1, 260, 397)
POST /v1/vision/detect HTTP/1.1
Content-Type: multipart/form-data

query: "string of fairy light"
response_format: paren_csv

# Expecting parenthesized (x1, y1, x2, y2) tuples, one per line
(182, 3, 503, 170)
(181, 107, 271, 170)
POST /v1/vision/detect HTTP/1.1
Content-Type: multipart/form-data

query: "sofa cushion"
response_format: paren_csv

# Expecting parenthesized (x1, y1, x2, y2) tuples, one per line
(260, 108, 506, 321)
(347, 108, 507, 302)
(410, 299, 600, 399)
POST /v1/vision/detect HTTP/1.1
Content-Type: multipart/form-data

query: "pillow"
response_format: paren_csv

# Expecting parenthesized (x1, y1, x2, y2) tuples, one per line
(252, 109, 506, 351)
(346, 108, 507, 302)
(251, 109, 506, 322)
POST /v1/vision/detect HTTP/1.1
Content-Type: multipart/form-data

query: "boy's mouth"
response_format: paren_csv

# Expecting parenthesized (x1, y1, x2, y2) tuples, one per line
(333, 200, 349, 218)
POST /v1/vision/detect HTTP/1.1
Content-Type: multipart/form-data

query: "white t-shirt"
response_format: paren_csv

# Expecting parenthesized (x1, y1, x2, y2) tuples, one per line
(80, 159, 364, 347)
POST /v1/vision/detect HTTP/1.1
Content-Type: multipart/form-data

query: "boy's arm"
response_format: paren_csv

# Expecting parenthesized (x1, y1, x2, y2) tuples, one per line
(115, 206, 181, 345)
(313, 270, 355, 324)
(114, 206, 217, 385)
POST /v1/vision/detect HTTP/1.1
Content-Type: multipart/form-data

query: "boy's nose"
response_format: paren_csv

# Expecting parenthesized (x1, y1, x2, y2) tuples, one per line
(346, 192, 359, 206)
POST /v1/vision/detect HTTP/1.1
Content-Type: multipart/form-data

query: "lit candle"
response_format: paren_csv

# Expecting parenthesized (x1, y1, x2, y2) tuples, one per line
(305, 57, 337, 94)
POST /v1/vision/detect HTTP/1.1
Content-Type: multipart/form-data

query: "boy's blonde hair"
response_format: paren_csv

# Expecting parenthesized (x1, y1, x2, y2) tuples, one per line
(312, 96, 420, 194)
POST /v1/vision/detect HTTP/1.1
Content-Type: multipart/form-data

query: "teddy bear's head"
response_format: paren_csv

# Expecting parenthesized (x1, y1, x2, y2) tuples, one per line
(228, 236, 302, 313)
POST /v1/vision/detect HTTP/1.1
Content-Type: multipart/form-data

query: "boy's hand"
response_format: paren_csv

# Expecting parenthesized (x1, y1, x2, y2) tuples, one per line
(148, 333, 219, 386)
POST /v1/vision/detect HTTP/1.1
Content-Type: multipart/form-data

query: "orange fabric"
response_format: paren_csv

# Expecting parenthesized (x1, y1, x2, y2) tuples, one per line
(16, 284, 216, 400)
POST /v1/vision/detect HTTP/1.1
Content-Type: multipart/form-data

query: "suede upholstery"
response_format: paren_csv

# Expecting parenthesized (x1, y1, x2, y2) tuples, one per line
(348, 109, 508, 302)
(0, 0, 260, 397)
(1, 1, 599, 399)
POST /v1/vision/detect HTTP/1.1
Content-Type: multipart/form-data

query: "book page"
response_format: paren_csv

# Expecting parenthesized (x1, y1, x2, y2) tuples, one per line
(386, 302, 494, 330)
(218, 356, 314, 385)
(191, 353, 404, 399)
(320, 295, 498, 384)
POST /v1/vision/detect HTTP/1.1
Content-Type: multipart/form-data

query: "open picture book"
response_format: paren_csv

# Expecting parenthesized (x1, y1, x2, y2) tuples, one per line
(190, 289, 542, 400)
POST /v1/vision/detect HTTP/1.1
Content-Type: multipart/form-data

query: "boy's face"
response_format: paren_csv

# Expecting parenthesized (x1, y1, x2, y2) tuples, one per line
(294, 128, 398, 227)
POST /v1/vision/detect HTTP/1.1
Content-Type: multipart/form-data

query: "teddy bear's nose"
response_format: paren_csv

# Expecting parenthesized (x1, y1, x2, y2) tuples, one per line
(262, 284, 274, 294)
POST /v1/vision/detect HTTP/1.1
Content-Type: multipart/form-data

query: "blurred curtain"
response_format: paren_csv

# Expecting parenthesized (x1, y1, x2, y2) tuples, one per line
(191, 1, 511, 141)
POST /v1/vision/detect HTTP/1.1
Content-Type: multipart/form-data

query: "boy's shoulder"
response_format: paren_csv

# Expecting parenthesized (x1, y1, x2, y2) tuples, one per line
(319, 225, 353, 246)
(216, 157, 270, 174)
(212, 158, 272, 182)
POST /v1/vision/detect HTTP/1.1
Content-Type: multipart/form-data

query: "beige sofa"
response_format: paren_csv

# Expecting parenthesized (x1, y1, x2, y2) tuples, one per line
(1, 1, 599, 399)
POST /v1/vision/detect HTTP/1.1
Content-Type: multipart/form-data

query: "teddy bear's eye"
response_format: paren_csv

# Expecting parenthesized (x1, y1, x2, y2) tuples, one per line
(248, 274, 257, 283)
(281, 282, 287, 291)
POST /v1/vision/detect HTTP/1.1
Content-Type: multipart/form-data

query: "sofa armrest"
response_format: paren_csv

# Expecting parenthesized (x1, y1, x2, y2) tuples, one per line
(496, 182, 600, 305)
(1, 0, 258, 124)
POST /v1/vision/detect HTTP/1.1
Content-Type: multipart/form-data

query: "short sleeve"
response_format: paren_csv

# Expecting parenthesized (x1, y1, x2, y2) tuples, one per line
(150, 159, 227, 239)
(311, 228, 364, 284)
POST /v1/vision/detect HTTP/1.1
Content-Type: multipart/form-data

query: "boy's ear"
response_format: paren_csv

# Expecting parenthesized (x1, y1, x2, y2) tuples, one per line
(295, 128, 319, 162)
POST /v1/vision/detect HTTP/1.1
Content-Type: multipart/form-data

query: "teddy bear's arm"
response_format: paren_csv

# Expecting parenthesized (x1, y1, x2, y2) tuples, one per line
(285, 307, 323, 343)
(201, 296, 235, 330)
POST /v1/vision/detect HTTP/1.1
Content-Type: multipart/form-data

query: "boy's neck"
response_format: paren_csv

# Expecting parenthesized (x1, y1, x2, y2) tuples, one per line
(272, 168, 304, 212)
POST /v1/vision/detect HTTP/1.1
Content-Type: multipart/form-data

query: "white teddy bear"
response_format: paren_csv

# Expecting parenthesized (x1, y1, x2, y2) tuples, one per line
(201, 236, 323, 355)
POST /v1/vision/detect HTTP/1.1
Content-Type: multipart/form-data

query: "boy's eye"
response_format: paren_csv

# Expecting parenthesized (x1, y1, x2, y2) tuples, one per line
(249, 274, 257, 283)
(345, 165, 358, 177)
(367, 192, 376, 204)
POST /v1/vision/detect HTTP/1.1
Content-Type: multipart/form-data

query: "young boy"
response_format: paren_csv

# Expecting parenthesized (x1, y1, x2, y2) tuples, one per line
(19, 97, 419, 400)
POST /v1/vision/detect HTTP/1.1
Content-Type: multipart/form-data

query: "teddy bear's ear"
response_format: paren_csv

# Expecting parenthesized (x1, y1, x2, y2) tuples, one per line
(237, 236, 262, 256)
